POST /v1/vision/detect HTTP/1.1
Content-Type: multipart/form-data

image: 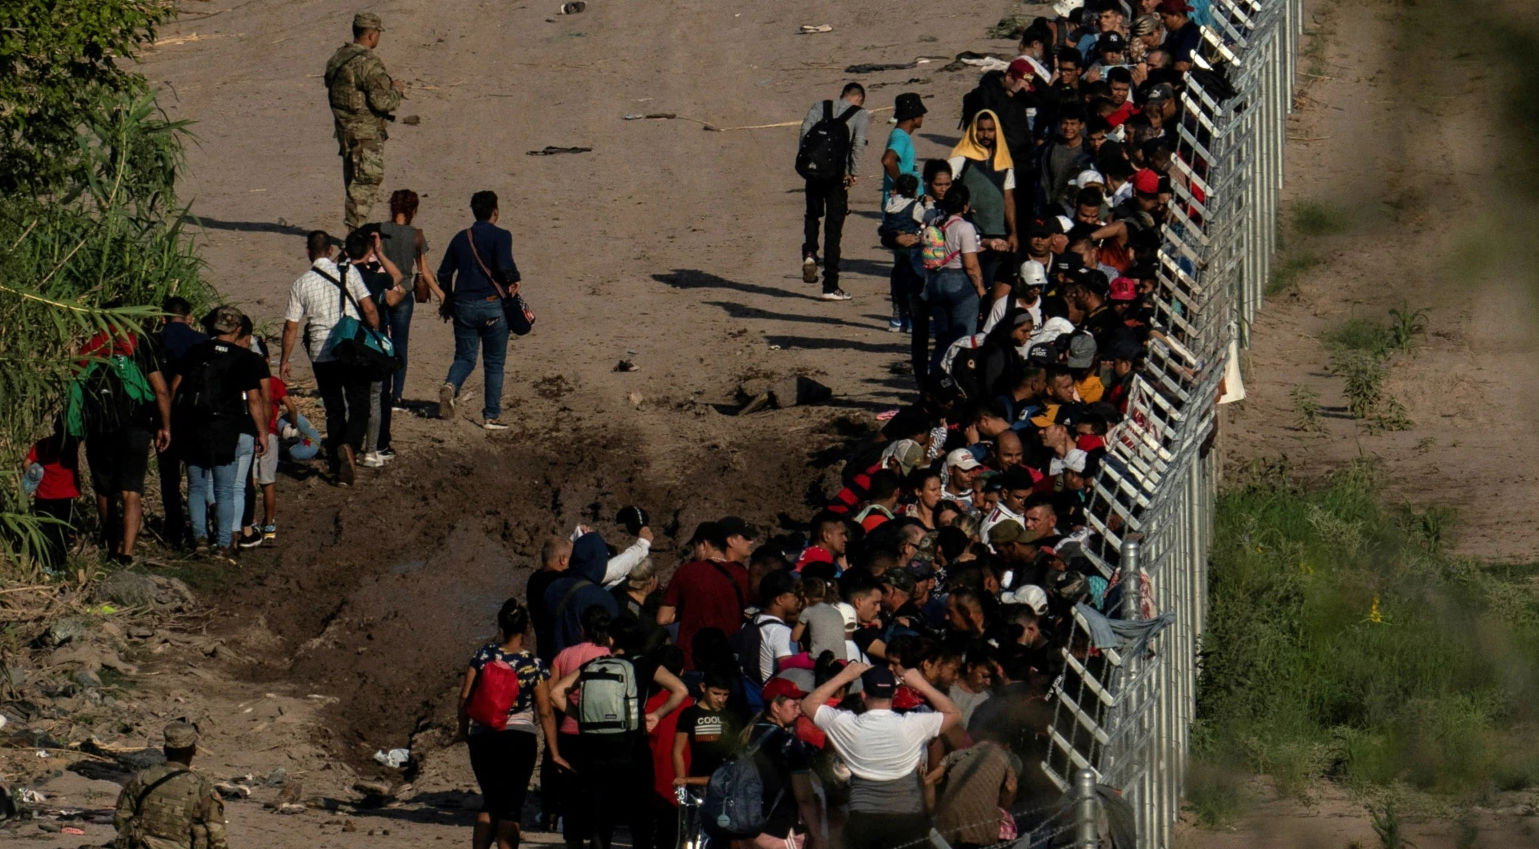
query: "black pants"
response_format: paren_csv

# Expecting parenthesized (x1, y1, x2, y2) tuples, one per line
(312, 360, 370, 465)
(468, 730, 540, 823)
(156, 446, 187, 548)
(845, 811, 930, 849)
(803, 179, 847, 292)
(890, 255, 921, 323)
(910, 291, 931, 390)
(33, 498, 74, 570)
(565, 737, 654, 849)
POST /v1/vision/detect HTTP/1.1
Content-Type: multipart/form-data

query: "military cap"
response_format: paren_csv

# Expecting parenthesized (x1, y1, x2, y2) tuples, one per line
(879, 567, 916, 594)
(988, 520, 1040, 548)
(354, 12, 384, 31)
(163, 721, 199, 748)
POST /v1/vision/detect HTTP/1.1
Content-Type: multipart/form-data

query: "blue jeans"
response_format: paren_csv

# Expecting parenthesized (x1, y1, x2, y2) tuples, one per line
(380, 297, 413, 449)
(187, 433, 254, 548)
(925, 268, 979, 369)
(446, 298, 509, 421)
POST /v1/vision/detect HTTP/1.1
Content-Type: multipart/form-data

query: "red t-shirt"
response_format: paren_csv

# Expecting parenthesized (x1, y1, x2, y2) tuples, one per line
(27, 435, 81, 501)
(648, 689, 693, 803)
(661, 559, 750, 667)
(268, 376, 290, 433)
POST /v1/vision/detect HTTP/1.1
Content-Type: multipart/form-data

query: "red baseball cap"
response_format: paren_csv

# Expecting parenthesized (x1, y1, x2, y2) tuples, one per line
(1156, 0, 1194, 13)
(761, 676, 806, 702)
(1108, 277, 1138, 301)
(1133, 168, 1161, 195)
(1006, 58, 1034, 80)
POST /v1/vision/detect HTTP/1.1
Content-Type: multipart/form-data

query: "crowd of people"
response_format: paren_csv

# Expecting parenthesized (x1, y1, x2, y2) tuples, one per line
(450, 3, 1218, 849)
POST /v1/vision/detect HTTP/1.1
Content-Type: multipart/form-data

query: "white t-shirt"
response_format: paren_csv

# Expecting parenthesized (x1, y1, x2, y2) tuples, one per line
(812, 706, 946, 781)
(947, 156, 1017, 192)
(940, 216, 981, 270)
(757, 615, 794, 682)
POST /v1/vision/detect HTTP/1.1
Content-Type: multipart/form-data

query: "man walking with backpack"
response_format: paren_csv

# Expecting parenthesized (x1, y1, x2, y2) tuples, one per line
(796, 83, 869, 301)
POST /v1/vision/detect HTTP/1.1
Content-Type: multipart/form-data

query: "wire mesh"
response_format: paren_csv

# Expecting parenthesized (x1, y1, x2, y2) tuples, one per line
(1039, 1, 1301, 846)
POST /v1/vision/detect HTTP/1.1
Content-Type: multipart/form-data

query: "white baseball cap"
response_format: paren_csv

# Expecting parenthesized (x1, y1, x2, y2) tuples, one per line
(1001, 584, 1050, 614)
(1053, 0, 1085, 18)
(1074, 169, 1106, 189)
(946, 448, 982, 471)
(1021, 260, 1048, 288)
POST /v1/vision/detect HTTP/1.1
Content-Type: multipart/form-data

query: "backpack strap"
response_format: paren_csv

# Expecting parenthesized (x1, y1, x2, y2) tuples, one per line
(553, 578, 595, 621)
(133, 769, 193, 816)
(822, 100, 833, 123)
(705, 561, 746, 611)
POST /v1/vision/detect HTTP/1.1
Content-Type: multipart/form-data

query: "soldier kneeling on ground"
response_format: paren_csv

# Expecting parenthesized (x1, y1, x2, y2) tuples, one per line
(114, 721, 227, 849)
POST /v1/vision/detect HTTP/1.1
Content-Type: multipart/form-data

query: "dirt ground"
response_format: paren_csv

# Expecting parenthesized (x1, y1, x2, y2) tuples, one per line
(6, 0, 1539, 846)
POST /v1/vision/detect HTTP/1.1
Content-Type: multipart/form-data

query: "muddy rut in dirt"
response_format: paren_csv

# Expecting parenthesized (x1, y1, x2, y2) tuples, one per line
(218, 404, 862, 771)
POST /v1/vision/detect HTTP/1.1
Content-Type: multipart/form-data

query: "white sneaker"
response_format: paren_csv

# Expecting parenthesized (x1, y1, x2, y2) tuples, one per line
(483, 419, 510, 431)
(820, 289, 853, 301)
(358, 452, 386, 468)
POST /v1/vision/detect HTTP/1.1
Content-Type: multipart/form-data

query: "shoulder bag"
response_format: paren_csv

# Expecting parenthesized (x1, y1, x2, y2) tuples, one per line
(317, 262, 403, 382)
(466, 228, 535, 336)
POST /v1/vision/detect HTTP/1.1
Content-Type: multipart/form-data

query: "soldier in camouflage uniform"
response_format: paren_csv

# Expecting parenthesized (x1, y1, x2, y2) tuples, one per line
(325, 12, 404, 231)
(113, 722, 228, 849)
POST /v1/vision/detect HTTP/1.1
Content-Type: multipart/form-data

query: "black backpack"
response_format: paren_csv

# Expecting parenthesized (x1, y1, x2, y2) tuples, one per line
(175, 343, 243, 425)
(794, 100, 855, 182)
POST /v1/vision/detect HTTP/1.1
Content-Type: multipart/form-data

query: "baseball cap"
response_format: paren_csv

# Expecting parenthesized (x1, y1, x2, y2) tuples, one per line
(1000, 584, 1050, 614)
(998, 467, 1037, 491)
(1053, 0, 1084, 17)
(1021, 260, 1048, 289)
(1145, 83, 1177, 106)
(1156, 0, 1194, 14)
(1133, 168, 1161, 196)
(717, 516, 759, 541)
(886, 439, 926, 475)
(880, 567, 916, 593)
(908, 561, 937, 580)
(1097, 32, 1127, 53)
(946, 448, 982, 471)
(1027, 218, 1052, 237)
(988, 520, 1039, 547)
(1108, 277, 1138, 302)
(761, 676, 807, 702)
(1006, 58, 1034, 80)
(835, 601, 858, 631)
(1056, 215, 1075, 235)
(1030, 404, 1063, 428)
(1073, 169, 1106, 189)
(1067, 333, 1098, 369)
(860, 666, 897, 699)
(688, 521, 722, 545)
(353, 11, 384, 31)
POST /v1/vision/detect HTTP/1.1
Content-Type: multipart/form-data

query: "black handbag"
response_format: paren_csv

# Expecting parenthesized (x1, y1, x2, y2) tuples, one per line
(466, 228, 535, 336)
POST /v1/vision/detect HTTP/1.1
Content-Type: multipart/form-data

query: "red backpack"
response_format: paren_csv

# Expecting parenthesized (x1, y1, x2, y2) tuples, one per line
(466, 658, 522, 731)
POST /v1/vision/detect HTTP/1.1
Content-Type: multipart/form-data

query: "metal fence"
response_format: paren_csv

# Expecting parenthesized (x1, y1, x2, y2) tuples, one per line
(1040, 1, 1301, 847)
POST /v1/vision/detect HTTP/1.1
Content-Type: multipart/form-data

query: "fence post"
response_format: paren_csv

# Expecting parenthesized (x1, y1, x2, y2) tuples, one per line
(1074, 769, 1100, 849)
(1120, 538, 1141, 621)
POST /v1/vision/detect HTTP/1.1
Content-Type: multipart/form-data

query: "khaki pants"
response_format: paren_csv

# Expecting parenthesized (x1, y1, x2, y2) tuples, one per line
(340, 136, 384, 230)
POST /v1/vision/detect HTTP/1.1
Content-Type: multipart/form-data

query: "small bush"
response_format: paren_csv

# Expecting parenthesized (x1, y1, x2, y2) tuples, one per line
(1267, 252, 1320, 296)
(1290, 384, 1326, 433)
(1185, 758, 1247, 828)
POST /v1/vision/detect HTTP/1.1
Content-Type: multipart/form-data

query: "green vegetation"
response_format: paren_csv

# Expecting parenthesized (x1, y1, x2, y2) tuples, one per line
(0, 2, 212, 577)
(1289, 384, 1326, 433)
(1324, 306, 1426, 432)
(1196, 459, 1539, 798)
(1266, 252, 1320, 297)
(1293, 201, 1346, 237)
(1267, 199, 1345, 297)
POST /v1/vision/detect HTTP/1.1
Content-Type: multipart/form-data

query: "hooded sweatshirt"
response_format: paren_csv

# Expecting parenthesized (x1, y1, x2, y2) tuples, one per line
(543, 532, 619, 656)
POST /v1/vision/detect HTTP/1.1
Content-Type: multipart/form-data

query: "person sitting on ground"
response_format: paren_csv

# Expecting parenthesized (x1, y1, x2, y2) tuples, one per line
(800, 663, 962, 849)
(113, 722, 226, 849)
(657, 522, 751, 668)
(458, 599, 557, 849)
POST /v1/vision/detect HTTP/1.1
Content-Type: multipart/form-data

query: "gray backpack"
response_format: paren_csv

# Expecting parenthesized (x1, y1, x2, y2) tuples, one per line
(576, 656, 640, 735)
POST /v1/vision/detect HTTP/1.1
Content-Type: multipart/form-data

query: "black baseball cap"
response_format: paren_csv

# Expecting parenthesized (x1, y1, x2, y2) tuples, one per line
(861, 667, 897, 699)
(717, 516, 759, 541)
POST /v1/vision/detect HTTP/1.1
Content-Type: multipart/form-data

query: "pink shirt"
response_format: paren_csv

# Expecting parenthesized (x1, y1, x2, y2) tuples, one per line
(551, 642, 611, 735)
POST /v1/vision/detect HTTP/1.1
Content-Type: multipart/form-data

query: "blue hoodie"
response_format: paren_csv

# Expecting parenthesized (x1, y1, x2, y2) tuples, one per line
(543, 532, 618, 655)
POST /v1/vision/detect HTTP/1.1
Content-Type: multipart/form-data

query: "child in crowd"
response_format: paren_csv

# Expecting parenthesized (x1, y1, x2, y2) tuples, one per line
(25, 422, 81, 571)
(878, 173, 926, 333)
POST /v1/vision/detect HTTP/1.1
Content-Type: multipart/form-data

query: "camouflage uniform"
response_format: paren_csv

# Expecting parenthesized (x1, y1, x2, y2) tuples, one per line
(325, 13, 402, 230)
(113, 723, 228, 849)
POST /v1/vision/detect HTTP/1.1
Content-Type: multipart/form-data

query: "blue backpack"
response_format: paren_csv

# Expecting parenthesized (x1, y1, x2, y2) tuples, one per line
(702, 727, 783, 840)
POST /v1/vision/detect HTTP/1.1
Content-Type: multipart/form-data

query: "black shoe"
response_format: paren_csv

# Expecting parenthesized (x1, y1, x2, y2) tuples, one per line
(378, 447, 396, 459)
(337, 445, 356, 487)
(237, 531, 264, 549)
(212, 546, 239, 565)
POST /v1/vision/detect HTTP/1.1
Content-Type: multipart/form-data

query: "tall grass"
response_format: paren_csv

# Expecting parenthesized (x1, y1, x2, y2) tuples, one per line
(1196, 459, 1539, 797)
(0, 91, 213, 577)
